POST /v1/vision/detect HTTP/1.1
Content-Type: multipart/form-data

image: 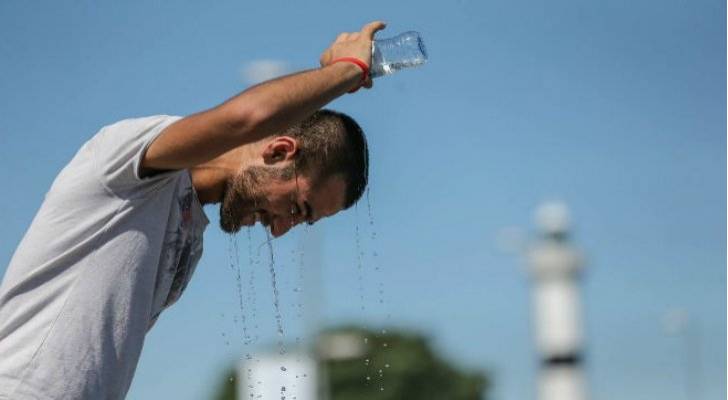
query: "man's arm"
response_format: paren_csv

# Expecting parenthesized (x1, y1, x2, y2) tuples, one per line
(141, 21, 385, 174)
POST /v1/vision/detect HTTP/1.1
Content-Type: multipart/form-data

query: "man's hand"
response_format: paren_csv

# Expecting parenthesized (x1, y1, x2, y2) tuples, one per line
(319, 21, 386, 89)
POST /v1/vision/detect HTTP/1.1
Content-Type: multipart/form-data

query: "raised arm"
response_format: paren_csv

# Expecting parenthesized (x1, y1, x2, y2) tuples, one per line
(141, 21, 385, 174)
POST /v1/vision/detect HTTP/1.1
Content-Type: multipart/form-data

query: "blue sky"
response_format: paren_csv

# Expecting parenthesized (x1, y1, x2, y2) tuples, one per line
(0, 1, 725, 399)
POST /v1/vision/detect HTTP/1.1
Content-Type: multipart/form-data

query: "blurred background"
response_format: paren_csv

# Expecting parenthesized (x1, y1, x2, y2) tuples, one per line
(0, 1, 725, 399)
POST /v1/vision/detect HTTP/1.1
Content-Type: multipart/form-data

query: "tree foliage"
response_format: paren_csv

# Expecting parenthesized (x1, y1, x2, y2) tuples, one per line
(325, 327, 488, 400)
(211, 326, 489, 400)
(212, 369, 236, 400)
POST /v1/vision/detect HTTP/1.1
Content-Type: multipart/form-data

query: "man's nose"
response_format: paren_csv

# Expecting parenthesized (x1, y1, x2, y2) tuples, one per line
(273, 216, 300, 237)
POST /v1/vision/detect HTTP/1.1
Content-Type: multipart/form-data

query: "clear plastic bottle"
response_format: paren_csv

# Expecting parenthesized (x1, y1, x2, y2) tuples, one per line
(370, 31, 428, 78)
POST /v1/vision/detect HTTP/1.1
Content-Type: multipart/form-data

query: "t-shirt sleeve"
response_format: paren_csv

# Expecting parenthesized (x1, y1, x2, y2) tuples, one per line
(91, 115, 184, 198)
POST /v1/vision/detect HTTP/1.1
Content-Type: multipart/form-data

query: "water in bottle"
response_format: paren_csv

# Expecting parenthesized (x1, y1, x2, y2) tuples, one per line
(370, 31, 428, 78)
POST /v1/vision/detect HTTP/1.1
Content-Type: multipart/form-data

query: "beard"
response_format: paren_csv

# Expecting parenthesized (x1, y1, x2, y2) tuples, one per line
(219, 164, 296, 233)
(219, 167, 265, 233)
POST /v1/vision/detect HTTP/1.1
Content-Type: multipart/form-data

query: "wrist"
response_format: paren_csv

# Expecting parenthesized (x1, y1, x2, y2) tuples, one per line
(330, 57, 369, 93)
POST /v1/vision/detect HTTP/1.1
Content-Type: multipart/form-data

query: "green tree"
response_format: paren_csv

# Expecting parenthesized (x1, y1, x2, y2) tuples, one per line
(211, 369, 236, 400)
(324, 327, 488, 400)
(211, 327, 490, 400)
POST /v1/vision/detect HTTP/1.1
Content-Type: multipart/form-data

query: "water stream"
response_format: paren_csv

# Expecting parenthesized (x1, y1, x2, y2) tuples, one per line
(246, 227, 260, 343)
(263, 227, 288, 400)
(365, 188, 389, 392)
(227, 187, 388, 398)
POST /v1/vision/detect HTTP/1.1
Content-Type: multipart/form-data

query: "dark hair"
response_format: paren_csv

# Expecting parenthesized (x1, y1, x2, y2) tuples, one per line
(284, 109, 368, 209)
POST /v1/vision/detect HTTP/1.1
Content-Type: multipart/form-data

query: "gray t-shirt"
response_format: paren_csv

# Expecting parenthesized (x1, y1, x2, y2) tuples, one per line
(0, 115, 209, 399)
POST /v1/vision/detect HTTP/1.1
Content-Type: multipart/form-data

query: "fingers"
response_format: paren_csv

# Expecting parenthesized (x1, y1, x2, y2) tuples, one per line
(360, 21, 386, 39)
(335, 32, 361, 42)
(334, 21, 385, 44)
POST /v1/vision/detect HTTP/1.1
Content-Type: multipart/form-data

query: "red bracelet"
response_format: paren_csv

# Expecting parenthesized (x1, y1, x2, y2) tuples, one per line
(331, 57, 369, 93)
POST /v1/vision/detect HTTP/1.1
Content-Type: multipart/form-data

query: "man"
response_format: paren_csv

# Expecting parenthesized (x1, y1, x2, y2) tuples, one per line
(0, 21, 385, 400)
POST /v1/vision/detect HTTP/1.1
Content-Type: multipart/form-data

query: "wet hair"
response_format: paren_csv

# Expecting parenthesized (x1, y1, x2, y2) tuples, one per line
(284, 109, 369, 209)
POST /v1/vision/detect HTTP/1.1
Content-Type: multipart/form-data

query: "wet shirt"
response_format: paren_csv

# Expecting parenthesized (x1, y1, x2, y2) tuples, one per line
(0, 115, 209, 400)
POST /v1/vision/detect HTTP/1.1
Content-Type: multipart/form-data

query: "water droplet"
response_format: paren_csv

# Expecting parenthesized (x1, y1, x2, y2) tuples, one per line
(366, 376, 371, 381)
(354, 206, 366, 312)
(280, 366, 287, 371)
(385, 363, 390, 368)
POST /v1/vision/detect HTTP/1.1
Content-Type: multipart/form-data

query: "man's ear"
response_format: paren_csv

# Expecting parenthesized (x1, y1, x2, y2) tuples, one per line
(262, 136, 298, 165)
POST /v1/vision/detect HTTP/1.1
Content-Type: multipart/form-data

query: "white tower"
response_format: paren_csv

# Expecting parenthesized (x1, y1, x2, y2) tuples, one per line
(528, 202, 588, 400)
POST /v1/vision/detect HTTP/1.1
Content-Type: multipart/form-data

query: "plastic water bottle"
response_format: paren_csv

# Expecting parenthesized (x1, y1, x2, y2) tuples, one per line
(370, 31, 428, 78)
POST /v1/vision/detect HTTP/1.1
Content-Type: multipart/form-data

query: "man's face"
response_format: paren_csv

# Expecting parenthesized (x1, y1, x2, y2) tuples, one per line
(219, 165, 346, 237)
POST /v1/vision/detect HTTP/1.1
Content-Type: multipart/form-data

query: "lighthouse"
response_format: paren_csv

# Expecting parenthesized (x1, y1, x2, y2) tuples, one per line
(527, 202, 588, 400)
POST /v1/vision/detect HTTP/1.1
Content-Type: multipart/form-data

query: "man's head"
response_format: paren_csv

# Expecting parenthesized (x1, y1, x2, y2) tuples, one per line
(219, 109, 368, 237)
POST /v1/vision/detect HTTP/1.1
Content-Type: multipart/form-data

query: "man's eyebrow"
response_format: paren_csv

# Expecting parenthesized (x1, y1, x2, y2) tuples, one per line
(304, 201, 314, 225)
